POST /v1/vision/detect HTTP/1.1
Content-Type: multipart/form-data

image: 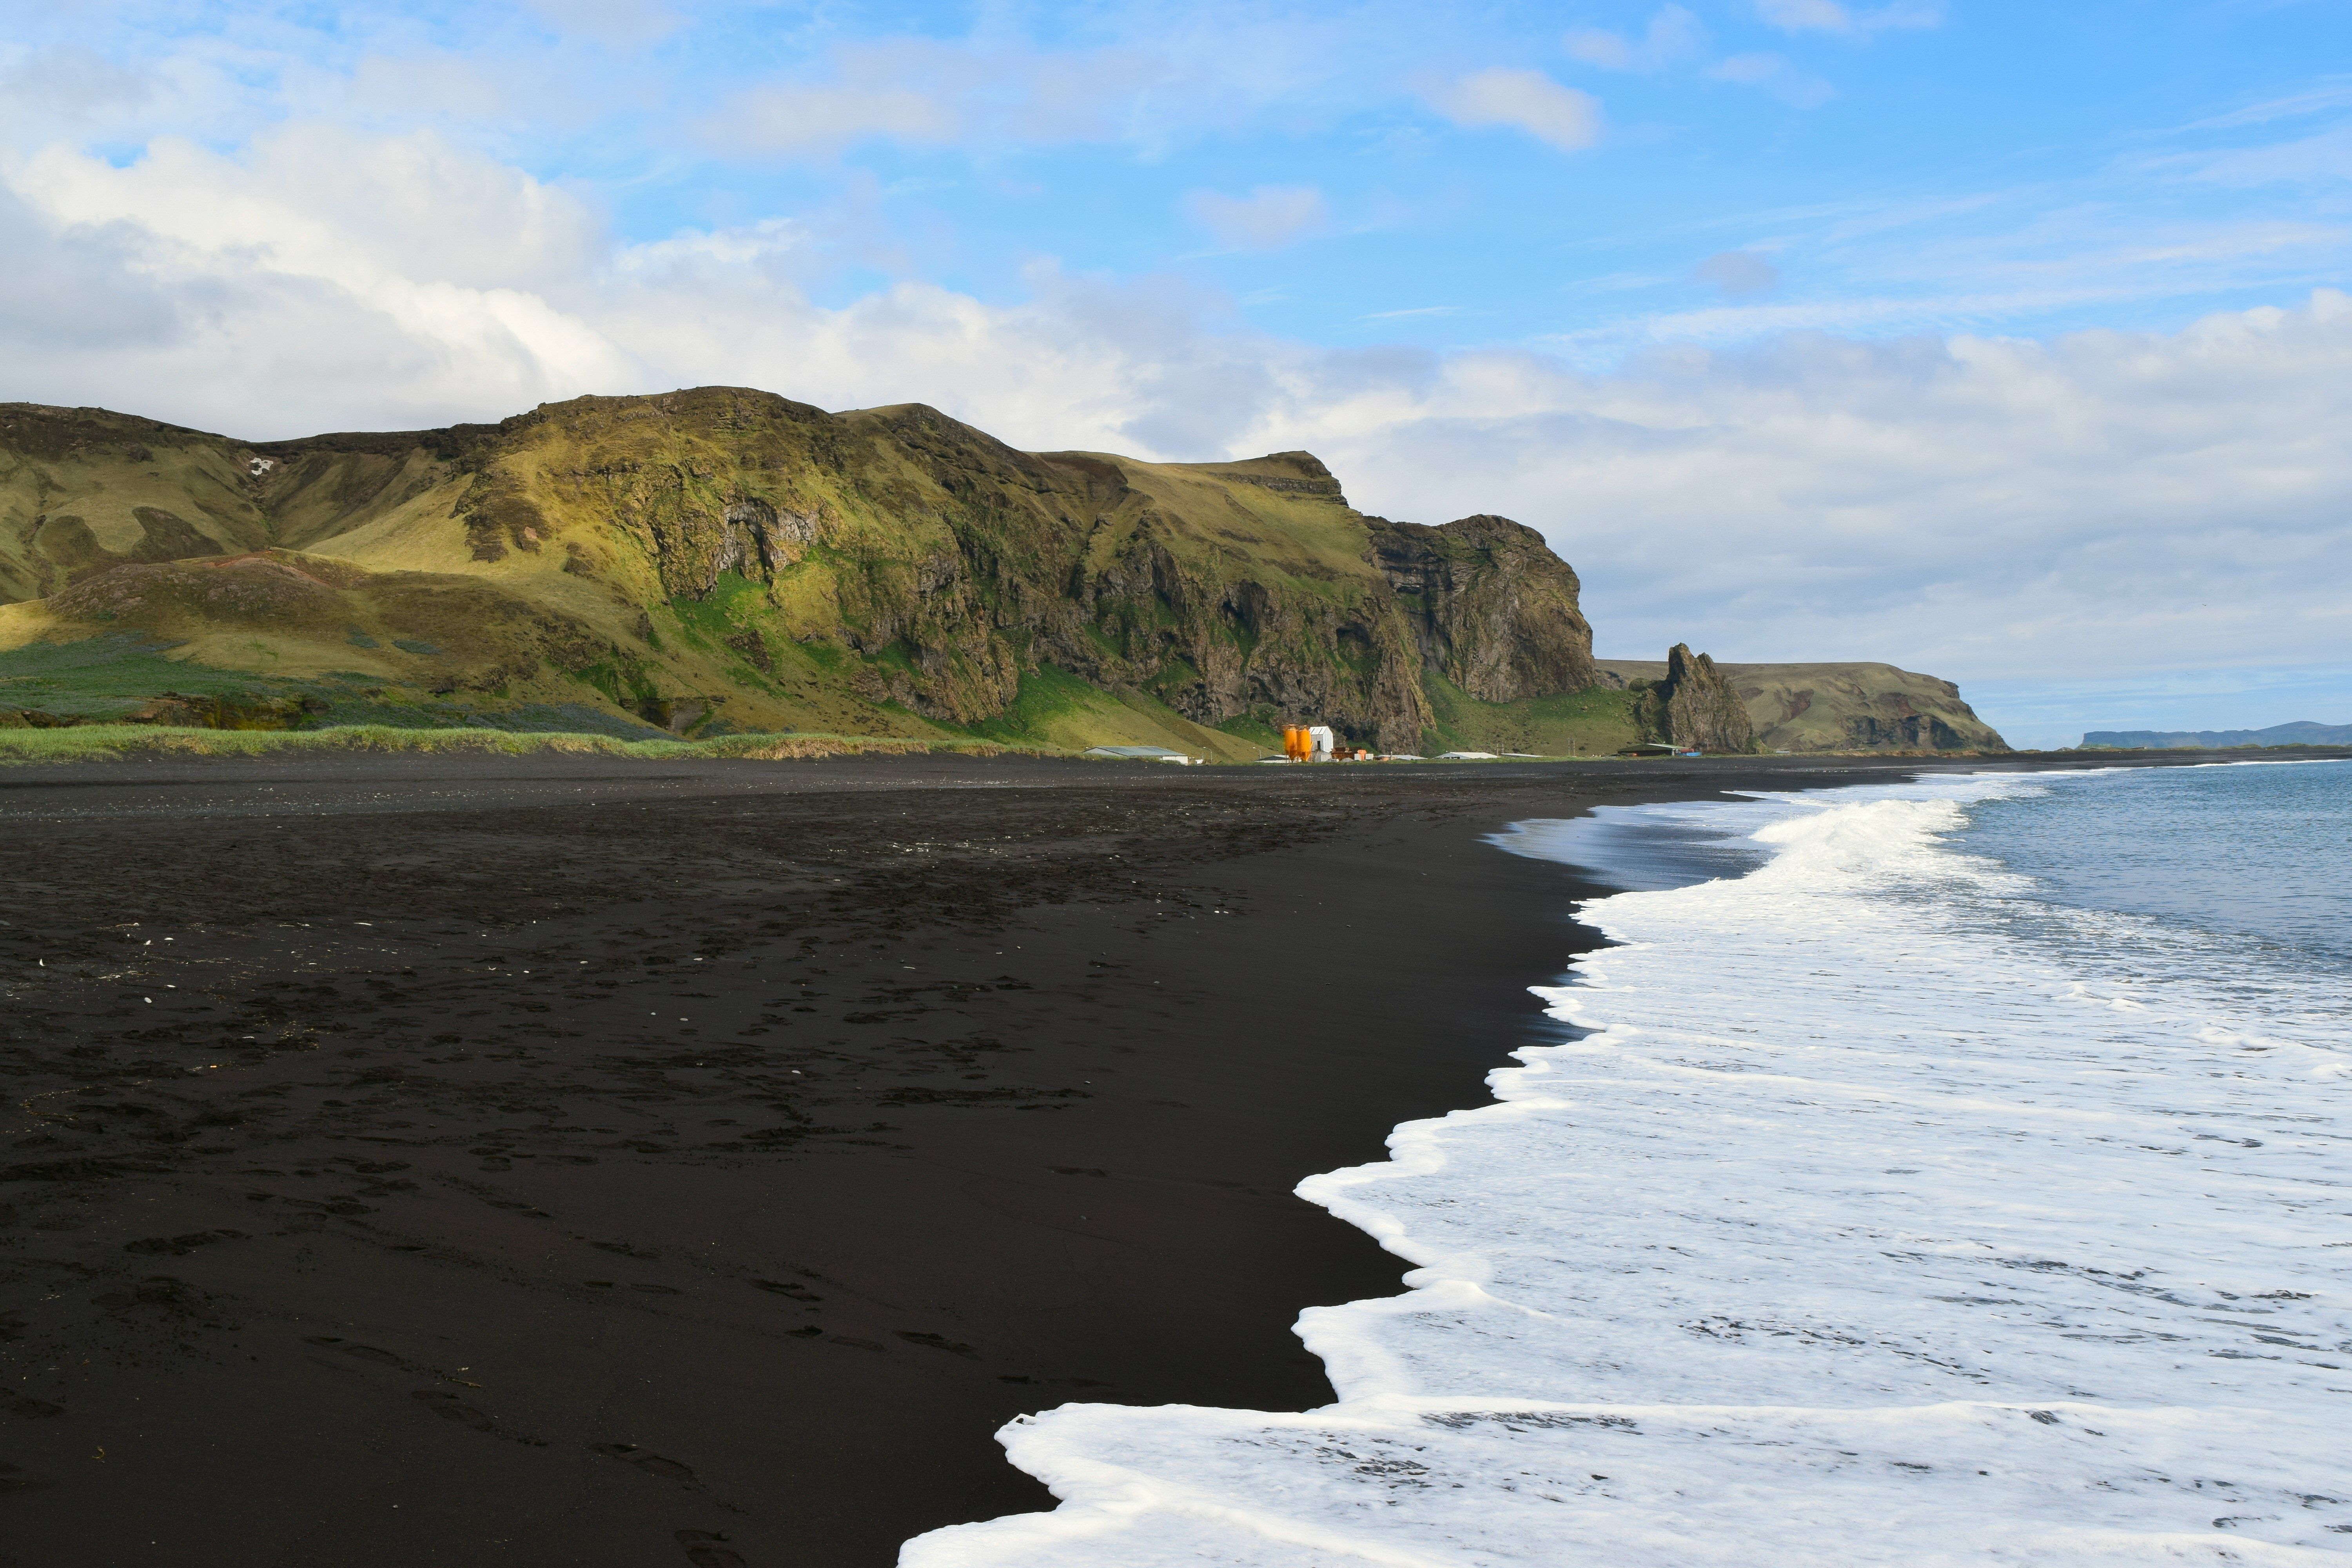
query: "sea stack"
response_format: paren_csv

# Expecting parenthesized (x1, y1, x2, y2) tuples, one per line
(1655, 643, 1756, 753)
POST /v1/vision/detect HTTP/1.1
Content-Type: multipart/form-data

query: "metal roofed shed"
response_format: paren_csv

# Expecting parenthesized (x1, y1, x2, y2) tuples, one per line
(1083, 744, 1201, 764)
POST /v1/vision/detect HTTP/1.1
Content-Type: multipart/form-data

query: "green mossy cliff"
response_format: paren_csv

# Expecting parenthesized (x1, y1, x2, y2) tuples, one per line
(1, 390, 1600, 753)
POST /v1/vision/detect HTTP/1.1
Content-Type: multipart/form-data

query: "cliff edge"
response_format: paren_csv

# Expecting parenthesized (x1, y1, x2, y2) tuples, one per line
(0, 391, 1599, 754)
(1599, 657, 2007, 754)
(1643, 644, 1757, 752)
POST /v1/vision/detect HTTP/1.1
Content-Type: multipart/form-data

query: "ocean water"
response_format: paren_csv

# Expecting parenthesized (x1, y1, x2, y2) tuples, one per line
(904, 760, 2352, 1566)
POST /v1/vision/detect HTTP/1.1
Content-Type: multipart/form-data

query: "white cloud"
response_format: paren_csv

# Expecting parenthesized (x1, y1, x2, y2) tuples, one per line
(701, 30, 1319, 158)
(514, 0, 682, 45)
(1564, 30, 1633, 70)
(719, 82, 963, 156)
(2183, 83, 2352, 132)
(341, 53, 514, 123)
(0, 184, 181, 351)
(1710, 52, 1835, 108)
(1757, 0, 1942, 35)
(0, 39, 245, 152)
(1184, 186, 1331, 251)
(709, 42, 1006, 156)
(16, 125, 608, 292)
(0, 45, 151, 131)
(0, 129, 633, 433)
(1426, 68, 1601, 152)
(2170, 126, 2352, 186)
(1283, 293, 2352, 689)
(1693, 250, 1781, 298)
(1759, 0, 1854, 31)
(1566, 6, 1707, 72)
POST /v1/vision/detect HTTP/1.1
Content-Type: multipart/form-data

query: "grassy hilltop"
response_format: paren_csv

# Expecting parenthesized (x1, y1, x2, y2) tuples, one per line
(1596, 658, 2008, 754)
(1, 391, 1636, 759)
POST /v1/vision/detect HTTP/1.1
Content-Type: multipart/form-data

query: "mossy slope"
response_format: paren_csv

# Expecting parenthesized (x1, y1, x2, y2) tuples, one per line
(1, 390, 1604, 753)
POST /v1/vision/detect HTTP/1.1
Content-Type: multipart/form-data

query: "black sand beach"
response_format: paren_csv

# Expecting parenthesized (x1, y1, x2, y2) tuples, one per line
(0, 749, 2227, 1567)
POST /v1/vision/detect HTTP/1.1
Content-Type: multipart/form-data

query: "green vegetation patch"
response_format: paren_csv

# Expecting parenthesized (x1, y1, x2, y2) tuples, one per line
(959, 664, 1263, 762)
(0, 633, 675, 739)
(958, 664, 1106, 744)
(1421, 675, 1642, 758)
(0, 724, 1048, 766)
(1212, 710, 1286, 750)
(307, 695, 670, 739)
(665, 570, 771, 646)
(0, 635, 290, 719)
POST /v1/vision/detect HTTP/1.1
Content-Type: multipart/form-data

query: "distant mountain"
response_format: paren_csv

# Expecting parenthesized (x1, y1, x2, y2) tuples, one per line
(2082, 721, 2352, 749)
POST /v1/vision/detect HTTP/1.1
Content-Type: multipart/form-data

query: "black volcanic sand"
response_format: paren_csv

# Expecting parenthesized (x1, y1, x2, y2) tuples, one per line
(0, 749, 2153, 1567)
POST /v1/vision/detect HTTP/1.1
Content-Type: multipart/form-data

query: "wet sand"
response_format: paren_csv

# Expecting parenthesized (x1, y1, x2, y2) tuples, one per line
(0, 750, 2164, 1567)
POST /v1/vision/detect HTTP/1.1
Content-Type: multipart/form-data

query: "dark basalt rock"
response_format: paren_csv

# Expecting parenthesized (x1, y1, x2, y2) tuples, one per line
(1647, 644, 1756, 753)
(1362, 514, 1597, 704)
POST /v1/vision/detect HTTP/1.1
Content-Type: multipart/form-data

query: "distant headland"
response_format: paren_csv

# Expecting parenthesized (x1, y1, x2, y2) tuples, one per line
(2083, 721, 2352, 749)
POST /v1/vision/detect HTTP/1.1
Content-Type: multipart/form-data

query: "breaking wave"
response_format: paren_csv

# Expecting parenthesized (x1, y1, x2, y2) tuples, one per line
(906, 764, 2352, 1565)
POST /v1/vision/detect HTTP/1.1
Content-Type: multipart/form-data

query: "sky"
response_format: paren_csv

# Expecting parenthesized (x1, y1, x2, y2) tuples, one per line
(1, 0, 2348, 747)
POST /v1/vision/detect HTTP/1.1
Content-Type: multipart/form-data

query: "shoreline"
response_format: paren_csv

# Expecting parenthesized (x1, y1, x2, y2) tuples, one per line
(907, 749, 2352, 1564)
(0, 750, 2303, 1567)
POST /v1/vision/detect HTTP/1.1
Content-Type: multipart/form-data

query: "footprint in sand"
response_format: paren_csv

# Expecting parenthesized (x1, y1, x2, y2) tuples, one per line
(750, 1279, 820, 1301)
(302, 1337, 405, 1366)
(411, 1390, 498, 1433)
(590, 1442, 700, 1486)
(123, 1228, 247, 1256)
(673, 1528, 746, 1566)
(893, 1330, 977, 1358)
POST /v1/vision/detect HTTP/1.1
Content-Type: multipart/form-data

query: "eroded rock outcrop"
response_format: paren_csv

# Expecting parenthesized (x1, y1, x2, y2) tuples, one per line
(1597, 658, 2008, 753)
(1363, 514, 1596, 702)
(1644, 644, 1756, 753)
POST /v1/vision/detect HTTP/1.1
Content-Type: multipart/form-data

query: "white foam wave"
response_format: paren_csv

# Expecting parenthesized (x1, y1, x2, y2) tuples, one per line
(904, 773, 2352, 1565)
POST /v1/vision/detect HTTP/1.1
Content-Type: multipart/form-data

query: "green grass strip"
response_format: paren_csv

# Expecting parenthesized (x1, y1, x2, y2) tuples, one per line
(0, 724, 1064, 766)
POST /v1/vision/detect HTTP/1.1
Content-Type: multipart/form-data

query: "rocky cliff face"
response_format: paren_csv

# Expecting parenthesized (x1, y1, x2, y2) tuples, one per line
(1639, 644, 1756, 752)
(0, 390, 1599, 752)
(1599, 657, 2008, 753)
(1363, 514, 1597, 702)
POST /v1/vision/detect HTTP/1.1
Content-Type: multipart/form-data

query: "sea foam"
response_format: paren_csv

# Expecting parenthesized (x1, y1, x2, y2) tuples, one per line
(904, 770, 2352, 1565)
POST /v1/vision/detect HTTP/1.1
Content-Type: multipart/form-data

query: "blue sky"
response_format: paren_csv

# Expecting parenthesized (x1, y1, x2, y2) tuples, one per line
(30, 0, 2346, 353)
(2, 1, 2349, 744)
